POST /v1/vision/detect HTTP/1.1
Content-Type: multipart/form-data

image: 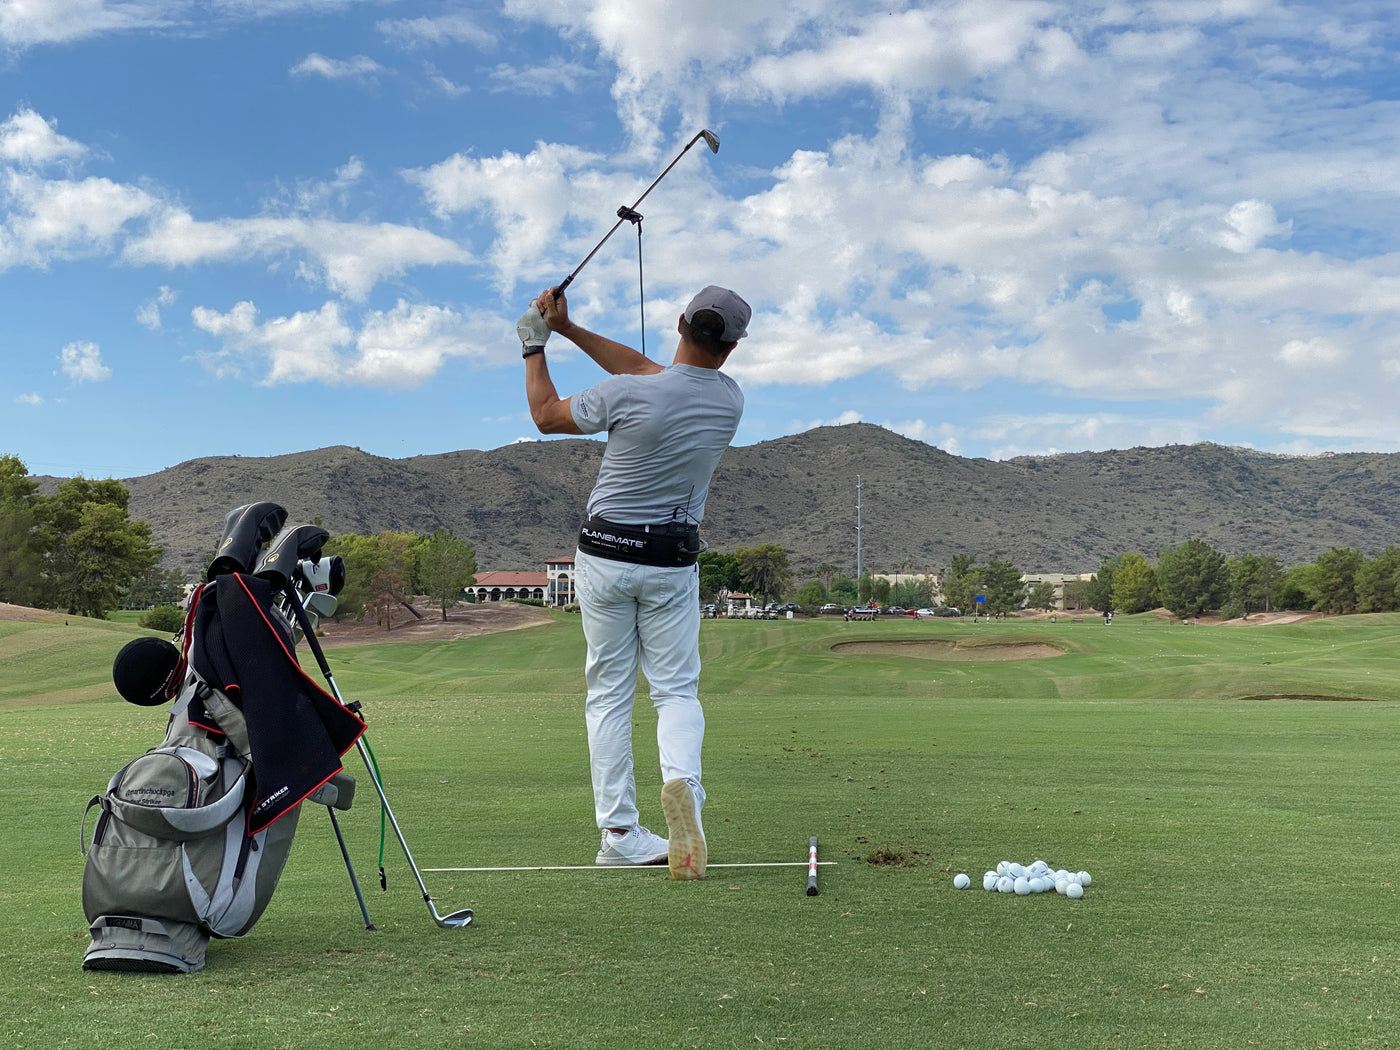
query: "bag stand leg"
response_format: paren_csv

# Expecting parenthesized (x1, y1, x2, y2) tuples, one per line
(327, 807, 376, 930)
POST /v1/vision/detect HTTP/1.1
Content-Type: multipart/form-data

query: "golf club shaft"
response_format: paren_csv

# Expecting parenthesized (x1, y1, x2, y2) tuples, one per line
(554, 129, 717, 298)
(281, 584, 471, 928)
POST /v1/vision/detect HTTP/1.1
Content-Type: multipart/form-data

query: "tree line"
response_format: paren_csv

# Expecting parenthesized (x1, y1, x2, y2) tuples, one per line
(702, 535, 1400, 620)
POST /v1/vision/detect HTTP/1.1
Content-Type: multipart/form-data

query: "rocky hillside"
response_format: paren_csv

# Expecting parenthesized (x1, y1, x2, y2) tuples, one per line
(95, 424, 1400, 577)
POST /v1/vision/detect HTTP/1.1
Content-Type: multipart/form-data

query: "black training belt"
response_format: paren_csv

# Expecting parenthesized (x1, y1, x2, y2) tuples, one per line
(578, 517, 701, 567)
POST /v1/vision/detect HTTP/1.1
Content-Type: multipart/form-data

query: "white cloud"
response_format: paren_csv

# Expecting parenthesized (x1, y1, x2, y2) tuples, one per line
(59, 340, 111, 382)
(1, 171, 160, 269)
(125, 211, 469, 299)
(488, 59, 597, 96)
(136, 284, 178, 329)
(1277, 337, 1345, 368)
(377, 12, 495, 49)
(0, 0, 381, 49)
(191, 298, 505, 386)
(0, 109, 86, 166)
(289, 53, 387, 82)
(15, 392, 43, 406)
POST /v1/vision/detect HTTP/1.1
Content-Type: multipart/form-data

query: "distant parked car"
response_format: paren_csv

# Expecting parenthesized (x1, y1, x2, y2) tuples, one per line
(915, 607, 961, 618)
(819, 603, 844, 615)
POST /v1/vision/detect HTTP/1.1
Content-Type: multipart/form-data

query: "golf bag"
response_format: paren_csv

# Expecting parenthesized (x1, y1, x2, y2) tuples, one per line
(81, 505, 365, 973)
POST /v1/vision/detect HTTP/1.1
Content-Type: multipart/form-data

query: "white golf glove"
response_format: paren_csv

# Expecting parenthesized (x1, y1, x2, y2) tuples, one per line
(516, 300, 550, 356)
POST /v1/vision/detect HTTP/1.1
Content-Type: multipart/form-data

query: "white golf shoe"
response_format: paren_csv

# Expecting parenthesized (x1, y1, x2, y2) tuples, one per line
(595, 825, 669, 866)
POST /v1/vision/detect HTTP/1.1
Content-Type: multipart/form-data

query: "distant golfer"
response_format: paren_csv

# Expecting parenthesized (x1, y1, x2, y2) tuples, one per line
(517, 284, 750, 880)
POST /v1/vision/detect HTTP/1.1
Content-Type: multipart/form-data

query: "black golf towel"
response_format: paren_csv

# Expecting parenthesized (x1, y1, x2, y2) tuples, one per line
(189, 573, 366, 834)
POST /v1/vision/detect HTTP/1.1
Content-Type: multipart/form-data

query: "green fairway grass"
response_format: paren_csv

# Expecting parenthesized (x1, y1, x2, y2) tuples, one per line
(2, 610, 1398, 1048)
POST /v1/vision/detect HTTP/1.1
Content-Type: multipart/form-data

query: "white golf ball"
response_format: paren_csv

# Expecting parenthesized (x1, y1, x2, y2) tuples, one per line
(1029, 860, 1050, 876)
(996, 861, 1011, 876)
(1055, 878, 1070, 895)
(1078, 871, 1092, 886)
(997, 876, 1015, 893)
(983, 872, 998, 891)
(953, 873, 971, 889)
(1067, 882, 1084, 899)
(1014, 877, 1031, 895)
(1008, 862, 1027, 878)
(1026, 877, 1045, 894)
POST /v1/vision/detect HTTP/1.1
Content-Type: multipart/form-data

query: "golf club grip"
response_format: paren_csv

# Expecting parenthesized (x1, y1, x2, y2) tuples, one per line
(806, 837, 819, 896)
(552, 276, 573, 299)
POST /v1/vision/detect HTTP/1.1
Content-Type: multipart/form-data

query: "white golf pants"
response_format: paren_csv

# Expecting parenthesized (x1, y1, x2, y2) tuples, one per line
(575, 549, 705, 830)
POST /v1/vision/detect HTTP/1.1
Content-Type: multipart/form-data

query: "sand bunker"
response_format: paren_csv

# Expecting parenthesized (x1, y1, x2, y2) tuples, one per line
(832, 639, 1064, 662)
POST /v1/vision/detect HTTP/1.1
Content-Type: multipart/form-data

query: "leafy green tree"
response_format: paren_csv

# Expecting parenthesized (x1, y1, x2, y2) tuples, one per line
(1354, 547, 1400, 612)
(1274, 563, 1316, 611)
(1083, 555, 1118, 612)
(1062, 578, 1088, 610)
(857, 572, 874, 604)
(324, 533, 386, 622)
(1026, 580, 1057, 611)
(1156, 538, 1228, 618)
(1110, 552, 1159, 614)
(415, 528, 478, 619)
(0, 455, 43, 606)
(126, 564, 190, 609)
(941, 554, 980, 612)
(48, 501, 162, 617)
(140, 604, 188, 633)
(35, 476, 161, 618)
(828, 574, 858, 605)
(980, 559, 1026, 615)
(871, 576, 891, 605)
(1226, 553, 1283, 617)
(890, 577, 933, 609)
(795, 579, 827, 612)
(1311, 547, 1363, 614)
(735, 543, 792, 603)
(698, 551, 742, 602)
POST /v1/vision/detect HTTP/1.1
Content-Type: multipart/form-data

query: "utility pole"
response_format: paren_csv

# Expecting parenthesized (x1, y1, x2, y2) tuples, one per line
(855, 475, 863, 583)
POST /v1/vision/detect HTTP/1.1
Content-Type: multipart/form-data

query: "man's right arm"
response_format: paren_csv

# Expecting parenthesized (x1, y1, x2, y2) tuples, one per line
(541, 288, 663, 377)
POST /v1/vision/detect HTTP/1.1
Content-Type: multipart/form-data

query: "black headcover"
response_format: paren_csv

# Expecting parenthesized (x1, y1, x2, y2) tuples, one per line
(113, 636, 182, 706)
(208, 502, 288, 580)
(255, 523, 331, 590)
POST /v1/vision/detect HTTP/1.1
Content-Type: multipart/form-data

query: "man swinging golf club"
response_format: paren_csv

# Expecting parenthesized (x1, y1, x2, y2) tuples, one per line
(518, 283, 749, 879)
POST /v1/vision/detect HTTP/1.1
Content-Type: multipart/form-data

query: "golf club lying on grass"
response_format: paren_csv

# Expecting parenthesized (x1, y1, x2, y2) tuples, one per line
(261, 523, 474, 930)
(552, 128, 720, 301)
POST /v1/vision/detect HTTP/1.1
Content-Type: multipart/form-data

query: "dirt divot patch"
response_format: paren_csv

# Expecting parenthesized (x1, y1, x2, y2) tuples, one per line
(832, 639, 1064, 662)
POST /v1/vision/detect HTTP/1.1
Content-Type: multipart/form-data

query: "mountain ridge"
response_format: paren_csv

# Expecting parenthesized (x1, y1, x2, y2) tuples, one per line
(59, 424, 1400, 578)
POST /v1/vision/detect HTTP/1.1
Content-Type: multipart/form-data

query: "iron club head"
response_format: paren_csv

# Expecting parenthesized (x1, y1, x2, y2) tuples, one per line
(701, 129, 720, 153)
(433, 906, 474, 928)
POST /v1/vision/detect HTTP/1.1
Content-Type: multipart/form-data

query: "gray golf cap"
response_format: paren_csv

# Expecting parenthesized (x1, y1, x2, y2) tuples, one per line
(684, 286, 751, 342)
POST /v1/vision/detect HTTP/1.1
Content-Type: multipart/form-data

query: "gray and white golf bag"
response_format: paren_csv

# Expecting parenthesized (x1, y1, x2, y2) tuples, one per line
(81, 519, 364, 974)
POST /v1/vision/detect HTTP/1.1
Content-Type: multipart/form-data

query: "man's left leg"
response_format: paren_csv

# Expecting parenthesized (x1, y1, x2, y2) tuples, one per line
(637, 563, 706, 879)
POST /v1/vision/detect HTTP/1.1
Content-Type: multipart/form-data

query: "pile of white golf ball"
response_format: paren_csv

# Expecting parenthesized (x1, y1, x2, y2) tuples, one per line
(952, 860, 1092, 899)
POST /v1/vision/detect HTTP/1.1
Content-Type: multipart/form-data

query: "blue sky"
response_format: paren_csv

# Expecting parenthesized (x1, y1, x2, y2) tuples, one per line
(4, 0, 1400, 479)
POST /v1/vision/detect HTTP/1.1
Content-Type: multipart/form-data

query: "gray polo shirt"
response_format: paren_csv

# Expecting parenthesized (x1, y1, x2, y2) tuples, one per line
(571, 363, 743, 525)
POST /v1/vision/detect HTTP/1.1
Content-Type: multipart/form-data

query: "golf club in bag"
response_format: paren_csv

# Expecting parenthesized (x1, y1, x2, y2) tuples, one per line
(81, 503, 368, 972)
